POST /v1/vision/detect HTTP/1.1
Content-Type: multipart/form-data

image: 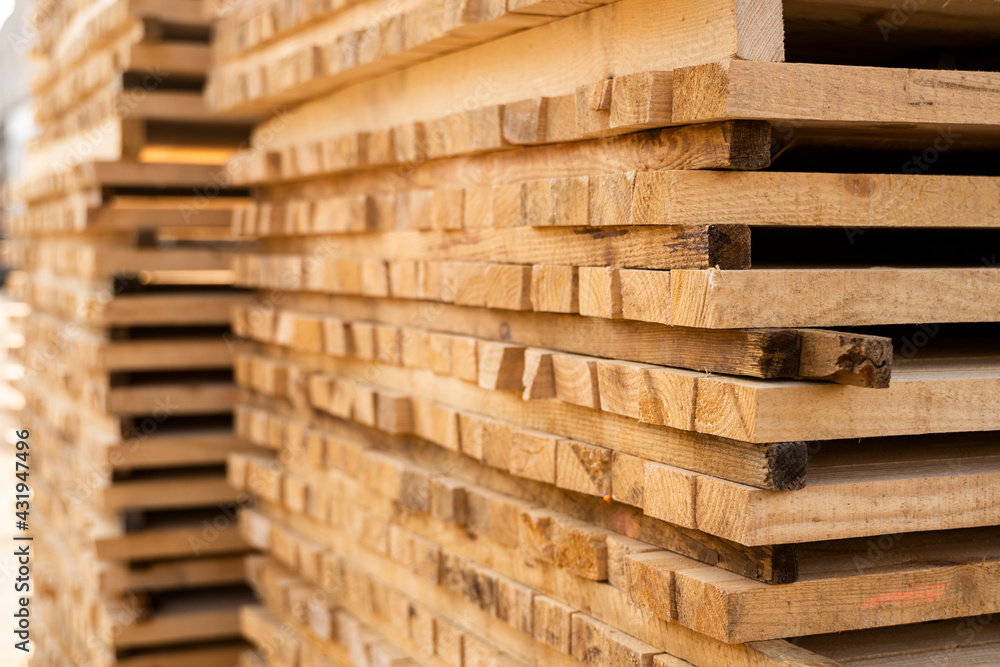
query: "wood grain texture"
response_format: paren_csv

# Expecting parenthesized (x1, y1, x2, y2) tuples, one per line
(670, 267, 1000, 328)
(673, 60, 1000, 129)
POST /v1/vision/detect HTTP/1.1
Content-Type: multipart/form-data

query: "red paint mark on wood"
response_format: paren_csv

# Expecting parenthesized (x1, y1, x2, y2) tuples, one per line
(862, 583, 946, 609)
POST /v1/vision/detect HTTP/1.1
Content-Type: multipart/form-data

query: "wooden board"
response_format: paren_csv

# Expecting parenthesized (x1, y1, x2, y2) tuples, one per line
(669, 268, 1000, 329)
(24, 277, 252, 326)
(106, 430, 254, 471)
(235, 349, 807, 491)
(101, 473, 240, 511)
(238, 356, 1000, 544)
(236, 295, 890, 387)
(16, 161, 229, 206)
(100, 556, 248, 594)
(232, 119, 770, 186)
(673, 60, 1000, 133)
(266, 347, 1000, 445)
(499, 170, 1000, 230)
(95, 521, 249, 561)
(7, 195, 245, 237)
(208, 0, 783, 114)
(234, 402, 801, 584)
(237, 258, 1000, 332)
(236, 453, 1000, 645)
(111, 590, 251, 650)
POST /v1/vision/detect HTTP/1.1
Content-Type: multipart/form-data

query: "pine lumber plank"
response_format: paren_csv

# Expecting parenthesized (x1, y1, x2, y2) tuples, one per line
(245, 358, 1000, 543)
(270, 225, 751, 270)
(99, 556, 247, 594)
(626, 171, 1000, 230)
(693, 356, 1000, 442)
(106, 382, 241, 415)
(268, 443, 1000, 644)
(100, 338, 236, 372)
(245, 349, 807, 490)
(669, 268, 1000, 329)
(212, 0, 783, 116)
(797, 330, 891, 389)
(244, 479, 811, 657)
(18, 161, 225, 205)
(236, 404, 798, 582)
(101, 474, 240, 511)
(55, 205, 236, 235)
(23, 245, 234, 280)
(234, 119, 769, 186)
(533, 595, 575, 653)
(98, 292, 253, 326)
(672, 60, 1000, 132)
(237, 295, 890, 388)
(95, 522, 248, 560)
(24, 312, 236, 372)
(249, 169, 1000, 234)
(112, 592, 249, 649)
(129, 42, 211, 77)
(669, 542, 1000, 642)
(509, 429, 559, 484)
(549, 352, 602, 408)
(640, 455, 1000, 545)
(107, 431, 250, 471)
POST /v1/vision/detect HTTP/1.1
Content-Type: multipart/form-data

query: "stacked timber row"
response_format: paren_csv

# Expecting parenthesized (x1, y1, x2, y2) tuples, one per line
(9, 1, 260, 664)
(210, 1, 1000, 665)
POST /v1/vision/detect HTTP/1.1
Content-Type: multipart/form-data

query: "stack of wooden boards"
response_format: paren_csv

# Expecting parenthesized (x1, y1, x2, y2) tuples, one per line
(9, 1, 260, 664)
(69, 0, 1000, 665)
(0, 0, 980, 667)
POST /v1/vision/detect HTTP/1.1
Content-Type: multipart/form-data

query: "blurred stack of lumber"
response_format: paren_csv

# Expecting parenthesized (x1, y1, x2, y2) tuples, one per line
(8, 0, 260, 664)
(107, 0, 1000, 665)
